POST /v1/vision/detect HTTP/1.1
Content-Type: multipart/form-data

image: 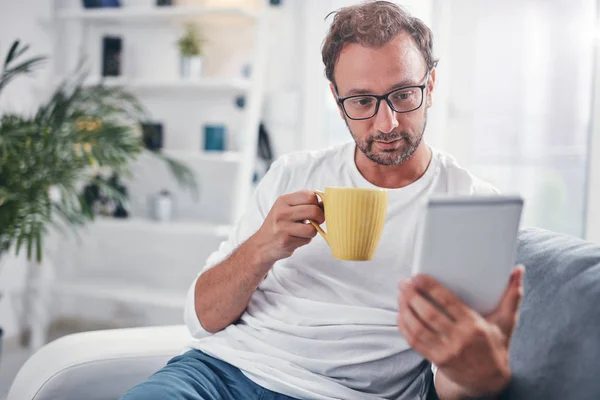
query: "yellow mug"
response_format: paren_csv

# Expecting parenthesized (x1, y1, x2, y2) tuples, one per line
(310, 187, 388, 261)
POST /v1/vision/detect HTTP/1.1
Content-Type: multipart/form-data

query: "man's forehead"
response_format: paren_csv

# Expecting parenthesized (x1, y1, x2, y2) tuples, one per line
(333, 33, 427, 94)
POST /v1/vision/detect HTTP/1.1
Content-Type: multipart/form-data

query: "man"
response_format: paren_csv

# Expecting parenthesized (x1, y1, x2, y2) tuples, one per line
(122, 1, 523, 399)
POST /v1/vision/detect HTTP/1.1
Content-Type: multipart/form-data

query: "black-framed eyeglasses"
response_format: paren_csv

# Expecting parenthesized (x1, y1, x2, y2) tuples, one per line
(336, 71, 430, 120)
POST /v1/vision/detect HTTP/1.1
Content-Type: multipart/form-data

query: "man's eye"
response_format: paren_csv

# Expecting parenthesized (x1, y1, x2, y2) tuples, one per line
(351, 97, 374, 107)
(393, 91, 413, 101)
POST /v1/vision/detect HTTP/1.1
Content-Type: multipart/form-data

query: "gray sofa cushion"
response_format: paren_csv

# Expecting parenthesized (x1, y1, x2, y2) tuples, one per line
(504, 227, 600, 400)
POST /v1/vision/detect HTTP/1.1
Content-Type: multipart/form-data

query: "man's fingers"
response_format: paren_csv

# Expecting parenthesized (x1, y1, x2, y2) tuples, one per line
(487, 265, 524, 335)
(400, 280, 454, 336)
(283, 190, 319, 206)
(286, 221, 319, 239)
(291, 237, 313, 248)
(398, 292, 447, 361)
(289, 205, 325, 224)
(410, 274, 470, 321)
(398, 292, 439, 346)
(504, 265, 524, 314)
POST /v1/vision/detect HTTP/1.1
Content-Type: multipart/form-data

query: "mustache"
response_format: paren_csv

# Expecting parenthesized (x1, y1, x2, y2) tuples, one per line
(370, 131, 409, 142)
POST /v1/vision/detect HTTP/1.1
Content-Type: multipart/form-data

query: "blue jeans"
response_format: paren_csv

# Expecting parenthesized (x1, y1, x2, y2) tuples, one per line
(120, 349, 299, 400)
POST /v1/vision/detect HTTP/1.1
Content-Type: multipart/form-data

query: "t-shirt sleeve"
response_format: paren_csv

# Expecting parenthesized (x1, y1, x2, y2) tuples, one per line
(184, 159, 288, 338)
(471, 176, 500, 195)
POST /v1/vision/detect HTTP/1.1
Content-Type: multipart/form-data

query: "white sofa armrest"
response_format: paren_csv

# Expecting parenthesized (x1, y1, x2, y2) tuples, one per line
(8, 325, 193, 400)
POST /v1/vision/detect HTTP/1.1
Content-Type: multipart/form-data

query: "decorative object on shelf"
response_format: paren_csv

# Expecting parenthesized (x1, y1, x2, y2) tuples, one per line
(141, 122, 163, 151)
(156, 0, 173, 5)
(235, 95, 245, 109)
(109, 173, 129, 218)
(204, 124, 226, 151)
(241, 63, 251, 78)
(81, 173, 128, 217)
(0, 40, 198, 263)
(83, 0, 103, 7)
(150, 190, 173, 221)
(177, 23, 204, 79)
(82, 175, 105, 215)
(257, 122, 274, 168)
(254, 121, 274, 182)
(83, 0, 121, 8)
(102, 36, 122, 77)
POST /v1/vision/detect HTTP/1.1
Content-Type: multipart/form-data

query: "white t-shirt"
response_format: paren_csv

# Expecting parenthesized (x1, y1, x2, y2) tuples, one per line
(184, 141, 497, 400)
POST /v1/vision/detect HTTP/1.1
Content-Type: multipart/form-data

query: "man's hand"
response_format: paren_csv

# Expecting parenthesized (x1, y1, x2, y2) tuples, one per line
(195, 190, 324, 333)
(397, 266, 525, 399)
(252, 190, 325, 266)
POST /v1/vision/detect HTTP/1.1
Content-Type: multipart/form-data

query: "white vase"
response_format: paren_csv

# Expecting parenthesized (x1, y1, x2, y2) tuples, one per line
(150, 191, 173, 222)
(122, 0, 155, 8)
(180, 55, 203, 79)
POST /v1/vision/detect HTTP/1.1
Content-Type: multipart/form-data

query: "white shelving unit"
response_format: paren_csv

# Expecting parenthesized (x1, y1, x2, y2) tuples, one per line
(81, 76, 252, 92)
(162, 149, 243, 163)
(24, 0, 273, 349)
(56, 5, 260, 22)
(92, 216, 232, 237)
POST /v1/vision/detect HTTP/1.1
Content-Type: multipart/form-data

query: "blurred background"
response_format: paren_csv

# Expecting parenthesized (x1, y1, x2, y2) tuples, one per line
(1, 0, 599, 395)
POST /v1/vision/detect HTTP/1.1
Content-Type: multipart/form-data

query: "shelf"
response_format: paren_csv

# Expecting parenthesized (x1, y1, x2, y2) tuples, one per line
(83, 76, 251, 92)
(55, 279, 187, 309)
(162, 149, 243, 163)
(91, 217, 232, 237)
(55, 5, 260, 22)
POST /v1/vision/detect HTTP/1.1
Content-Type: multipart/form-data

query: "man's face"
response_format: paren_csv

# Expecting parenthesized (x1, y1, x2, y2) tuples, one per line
(331, 32, 435, 166)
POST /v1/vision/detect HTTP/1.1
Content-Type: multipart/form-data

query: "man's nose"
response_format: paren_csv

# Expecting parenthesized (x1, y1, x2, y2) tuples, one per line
(373, 100, 399, 134)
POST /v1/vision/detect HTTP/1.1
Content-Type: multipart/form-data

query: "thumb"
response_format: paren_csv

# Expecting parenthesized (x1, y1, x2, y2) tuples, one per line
(487, 265, 525, 337)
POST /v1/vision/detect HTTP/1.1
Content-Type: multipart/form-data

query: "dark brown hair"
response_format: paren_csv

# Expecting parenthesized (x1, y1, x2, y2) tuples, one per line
(322, 1, 438, 84)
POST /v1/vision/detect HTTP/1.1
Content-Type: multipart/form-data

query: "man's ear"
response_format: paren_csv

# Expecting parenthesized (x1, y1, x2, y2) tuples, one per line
(330, 82, 345, 119)
(426, 68, 436, 108)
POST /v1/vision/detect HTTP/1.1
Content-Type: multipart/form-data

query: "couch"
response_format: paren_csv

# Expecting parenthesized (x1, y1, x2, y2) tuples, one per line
(7, 227, 600, 400)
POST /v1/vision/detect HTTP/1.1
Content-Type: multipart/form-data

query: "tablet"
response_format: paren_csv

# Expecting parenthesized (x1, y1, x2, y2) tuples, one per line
(412, 195, 524, 315)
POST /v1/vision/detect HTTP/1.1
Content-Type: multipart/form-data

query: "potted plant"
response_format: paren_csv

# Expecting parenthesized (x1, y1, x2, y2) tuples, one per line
(0, 40, 197, 310)
(177, 23, 204, 79)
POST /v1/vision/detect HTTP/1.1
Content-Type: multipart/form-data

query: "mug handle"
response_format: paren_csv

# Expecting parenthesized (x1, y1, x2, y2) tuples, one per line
(309, 190, 329, 245)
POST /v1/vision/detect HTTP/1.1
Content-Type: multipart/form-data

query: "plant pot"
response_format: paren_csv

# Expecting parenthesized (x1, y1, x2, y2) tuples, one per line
(180, 55, 203, 79)
(149, 190, 173, 222)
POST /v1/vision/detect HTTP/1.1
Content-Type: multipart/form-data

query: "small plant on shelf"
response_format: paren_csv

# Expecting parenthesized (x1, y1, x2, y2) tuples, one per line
(177, 23, 205, 79)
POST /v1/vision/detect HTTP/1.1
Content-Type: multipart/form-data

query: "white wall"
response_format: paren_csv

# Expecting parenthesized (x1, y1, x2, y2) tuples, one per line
(0, 0, 304, 338)
(420, 0, 595, 238)
(585, 26, 600, 244)
(587, 127, 600, 243)
(0, 0, 53, 113)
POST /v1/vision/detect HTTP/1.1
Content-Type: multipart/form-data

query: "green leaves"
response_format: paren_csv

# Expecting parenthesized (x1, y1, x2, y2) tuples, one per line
(177, 23, 204, 57)
(0, 40, 46, 97)
(0, 40, 198, 262)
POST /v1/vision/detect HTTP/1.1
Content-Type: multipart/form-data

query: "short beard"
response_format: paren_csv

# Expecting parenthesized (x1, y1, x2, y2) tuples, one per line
(347, 109, 427, 166)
